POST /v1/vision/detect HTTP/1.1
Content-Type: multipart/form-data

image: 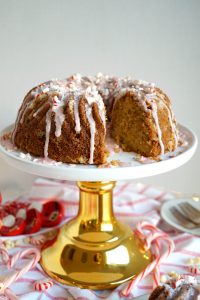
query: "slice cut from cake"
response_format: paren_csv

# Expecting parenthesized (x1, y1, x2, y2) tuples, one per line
(110, 80, 178, 158)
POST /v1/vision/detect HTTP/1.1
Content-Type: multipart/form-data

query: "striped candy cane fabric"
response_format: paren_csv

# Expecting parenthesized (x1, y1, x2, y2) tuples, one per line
(0, 178, 200, 300)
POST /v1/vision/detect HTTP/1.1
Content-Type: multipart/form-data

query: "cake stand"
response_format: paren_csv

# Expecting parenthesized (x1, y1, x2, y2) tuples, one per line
(0, 124, 197, 290)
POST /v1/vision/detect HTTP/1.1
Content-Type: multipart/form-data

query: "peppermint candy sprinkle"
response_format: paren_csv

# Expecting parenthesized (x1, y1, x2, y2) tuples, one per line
(34, 279, 54, 291)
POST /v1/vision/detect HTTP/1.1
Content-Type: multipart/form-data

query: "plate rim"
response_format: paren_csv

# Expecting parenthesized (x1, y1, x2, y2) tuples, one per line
(0, 124, 198, 181)
(161, 198, 200, 236)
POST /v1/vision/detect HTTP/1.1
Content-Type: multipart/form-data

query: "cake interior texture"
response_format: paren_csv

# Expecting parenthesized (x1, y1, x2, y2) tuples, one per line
(12, 74, 179, 164)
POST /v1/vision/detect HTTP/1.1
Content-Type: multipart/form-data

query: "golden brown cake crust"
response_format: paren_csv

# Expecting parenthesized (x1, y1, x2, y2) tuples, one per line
(14, 93, 106, 164)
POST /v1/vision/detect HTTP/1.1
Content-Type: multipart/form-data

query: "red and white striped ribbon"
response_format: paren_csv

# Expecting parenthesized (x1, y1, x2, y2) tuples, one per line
(122, 221, 175, 296)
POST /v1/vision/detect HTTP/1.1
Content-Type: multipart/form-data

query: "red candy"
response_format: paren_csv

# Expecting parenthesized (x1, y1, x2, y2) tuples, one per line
(42, 201, 64, 227)
(0, 207, 8, 219)
(24, 208, 42, 234)
(0, 216, 26, 236)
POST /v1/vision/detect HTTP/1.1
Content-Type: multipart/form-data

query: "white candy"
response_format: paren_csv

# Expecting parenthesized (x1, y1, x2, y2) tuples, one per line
(2, 215, 15, 227)
(160, 275, 167, 283)
(16, 208, 26, 219)
(168, 271, 179, 279)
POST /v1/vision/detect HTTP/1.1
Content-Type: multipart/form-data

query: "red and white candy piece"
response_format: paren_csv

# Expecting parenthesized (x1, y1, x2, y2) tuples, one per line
(24, 208, 42, 234)
(0, 212, 26, 236)
(42, 201, 64, 227)
(28, 234, 46, 246)
(34, 278, 54, 291)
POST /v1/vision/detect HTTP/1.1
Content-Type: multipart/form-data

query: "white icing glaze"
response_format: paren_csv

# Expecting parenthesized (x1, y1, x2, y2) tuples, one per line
(86, 105, 96, 164)
(162, 101, 178, 148)
(85, 86, 106, 126)
(73, 96, 81, 133)
(52, 99, 65, 137)
(44, 108, 52, 158)
(151, 101, 165, 155)
(153, 91, 179, 149)
(19, 102, 32, 124)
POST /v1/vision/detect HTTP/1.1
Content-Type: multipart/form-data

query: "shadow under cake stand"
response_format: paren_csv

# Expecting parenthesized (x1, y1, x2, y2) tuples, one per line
(0, 124, 197, 290)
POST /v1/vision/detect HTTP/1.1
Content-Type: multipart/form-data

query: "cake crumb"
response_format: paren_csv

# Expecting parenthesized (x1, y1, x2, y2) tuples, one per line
(113, 145, 121, 153)
(111, 160, 120, 166)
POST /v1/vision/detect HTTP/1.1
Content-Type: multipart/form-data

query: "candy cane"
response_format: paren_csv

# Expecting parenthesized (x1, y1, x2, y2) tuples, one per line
(0, 243, 10, 264)
(122, 221, 175, 296)
(0, 247, 40, 296)
(4, 288, 19, 300)
(8, 248, 40, 269)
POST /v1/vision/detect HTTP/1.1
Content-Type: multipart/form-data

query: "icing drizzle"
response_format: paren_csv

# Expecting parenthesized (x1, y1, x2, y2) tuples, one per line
(44, 108, 52, 158)
(86, 105, 96, 164)
(13, 74, 178, 163)
(151, 101, 165, 155)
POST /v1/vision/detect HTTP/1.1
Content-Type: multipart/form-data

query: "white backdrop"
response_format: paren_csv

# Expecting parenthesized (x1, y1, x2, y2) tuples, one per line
(0, 0, 199, 195)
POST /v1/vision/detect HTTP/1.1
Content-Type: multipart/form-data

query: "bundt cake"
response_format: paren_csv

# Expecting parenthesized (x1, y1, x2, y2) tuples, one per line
(12, 74, 179, 164)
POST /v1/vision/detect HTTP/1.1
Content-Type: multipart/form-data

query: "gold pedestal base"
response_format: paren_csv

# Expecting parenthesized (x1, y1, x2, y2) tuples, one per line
(40, 181, 151, 290)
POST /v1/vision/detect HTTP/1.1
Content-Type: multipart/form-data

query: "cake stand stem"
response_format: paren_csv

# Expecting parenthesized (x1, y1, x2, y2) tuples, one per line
(40, 181, 151, 290)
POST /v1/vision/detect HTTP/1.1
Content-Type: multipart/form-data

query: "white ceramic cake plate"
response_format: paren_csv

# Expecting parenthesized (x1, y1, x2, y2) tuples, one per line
(0, 124, 197, 181)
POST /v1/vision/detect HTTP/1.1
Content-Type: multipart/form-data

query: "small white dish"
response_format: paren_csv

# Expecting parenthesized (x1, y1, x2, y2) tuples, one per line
(161, 198, 200, 236)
